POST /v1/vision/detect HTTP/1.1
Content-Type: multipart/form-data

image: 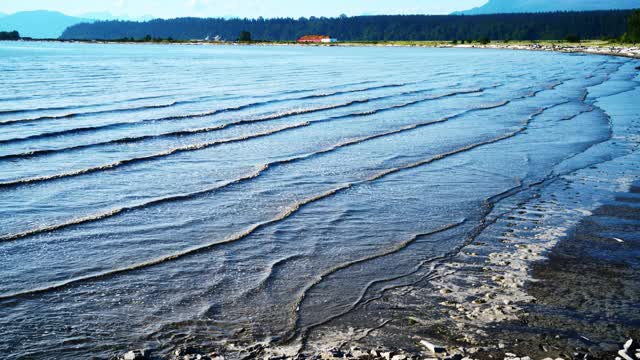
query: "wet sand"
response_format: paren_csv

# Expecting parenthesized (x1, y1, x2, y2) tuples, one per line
(446, 182, 640, 360)
(521, 183, 640, 358)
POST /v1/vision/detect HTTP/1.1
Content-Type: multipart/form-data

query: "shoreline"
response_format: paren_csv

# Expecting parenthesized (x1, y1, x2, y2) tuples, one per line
(109, 46, 639, 360)
(6, 38, 640, 60)
(114, 60, 640, 360)
(116, 176, 640, 360)
(2, 39, 638, 360)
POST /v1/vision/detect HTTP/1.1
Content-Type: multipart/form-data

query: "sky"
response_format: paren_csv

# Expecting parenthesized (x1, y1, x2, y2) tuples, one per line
(0, 0, 488, 18)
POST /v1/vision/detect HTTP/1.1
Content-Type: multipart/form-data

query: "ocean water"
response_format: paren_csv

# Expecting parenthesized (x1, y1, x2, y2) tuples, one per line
(0, 42, 638, 359)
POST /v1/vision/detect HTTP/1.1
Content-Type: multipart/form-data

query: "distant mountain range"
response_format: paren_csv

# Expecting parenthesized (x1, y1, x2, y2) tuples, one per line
(0, 10, 91, 38)
(0, 10, 153, 39)
(80, 12, 154, 22)
(454, 0, 640, 15)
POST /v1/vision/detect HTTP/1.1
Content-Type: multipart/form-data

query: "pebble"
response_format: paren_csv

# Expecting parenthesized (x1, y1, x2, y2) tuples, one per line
(350, 347, 368, 358)
(625, 339, 635, 352)
(122, 350, 147, 360)
(112, 336, 639, 360)
(420, 339, 446, 354)
(620, 351, 634, 360)
(619, 339, 638, 360)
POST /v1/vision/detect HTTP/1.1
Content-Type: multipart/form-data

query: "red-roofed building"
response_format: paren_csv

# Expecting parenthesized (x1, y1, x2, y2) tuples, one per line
(297, 35, 337, 43)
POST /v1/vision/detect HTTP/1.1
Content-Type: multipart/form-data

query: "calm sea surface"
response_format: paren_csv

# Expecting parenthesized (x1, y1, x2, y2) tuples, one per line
(0, 42, 638, 359)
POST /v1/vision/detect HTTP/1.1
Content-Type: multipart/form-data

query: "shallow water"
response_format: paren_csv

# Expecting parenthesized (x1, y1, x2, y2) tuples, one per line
(0, 42, 638, 359)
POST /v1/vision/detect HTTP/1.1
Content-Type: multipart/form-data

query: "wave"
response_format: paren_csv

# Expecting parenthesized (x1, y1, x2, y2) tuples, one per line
(289, 221, 467, 334)
(0, 101, 365, 161)
(294, 101, 582, 337)
(0, 84, 474, 160)
(0, 82, 455, 155)
(0, 82, 408, 129)
(0, 100, 511, 242)
(0, 79, 376, 116)
(0, 99, 363, 147)
(0, 102, 179, 126)
(0, 100, 563, 301)
(0, 122, 309, 190)
(0, 101, 556, 302)
(0, 94, 172, 117)
(0, 85, 488, 182)
(238, 254, 311, 298)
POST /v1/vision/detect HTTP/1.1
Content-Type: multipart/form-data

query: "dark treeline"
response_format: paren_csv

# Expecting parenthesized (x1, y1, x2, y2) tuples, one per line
(624, 10, 640, 42)
(60, 10, 636, 41)
(0, 31, 20, 40)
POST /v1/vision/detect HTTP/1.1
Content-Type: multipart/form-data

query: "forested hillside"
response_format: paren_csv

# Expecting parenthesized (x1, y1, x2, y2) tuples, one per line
(454, 0, 640, 15)
(61, 10, 634, 41)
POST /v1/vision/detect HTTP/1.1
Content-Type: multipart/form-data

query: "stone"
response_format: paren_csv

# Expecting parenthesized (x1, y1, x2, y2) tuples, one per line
(420, 340, 446, 354)
(381, 351, 393, 360)
(330, 349, 345, 358)
(625, 339, 635, 352)
(122, 350, 147, 360)
(619, 350, 634, 360)
(391, 355, 407, 360)
(350, 347, 368, 358)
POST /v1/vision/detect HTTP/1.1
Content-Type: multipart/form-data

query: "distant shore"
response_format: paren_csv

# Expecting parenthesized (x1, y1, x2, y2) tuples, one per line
(6, 38, 640, 60)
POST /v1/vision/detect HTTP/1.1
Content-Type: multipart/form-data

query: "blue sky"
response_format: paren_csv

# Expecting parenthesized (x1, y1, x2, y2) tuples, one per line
(0, 0, 488, 18)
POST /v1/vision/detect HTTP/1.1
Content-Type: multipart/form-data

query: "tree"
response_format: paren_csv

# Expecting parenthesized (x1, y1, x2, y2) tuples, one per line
(565, 34, 581, 43)
(0, 31, 20, 40)
(238, 30, 252, 42)
(60, 10, 634, 43)
(479, 36, 490, 44)
(626, 10, 640, 43)
(144, 34, 152, 41)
